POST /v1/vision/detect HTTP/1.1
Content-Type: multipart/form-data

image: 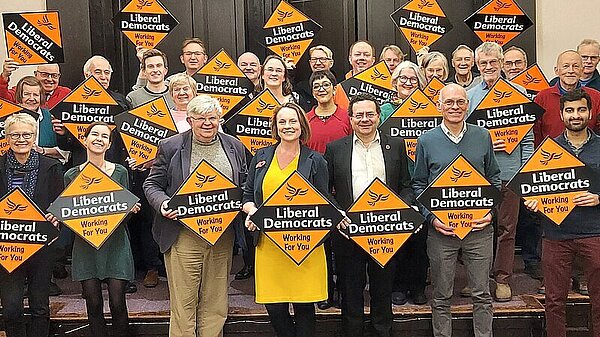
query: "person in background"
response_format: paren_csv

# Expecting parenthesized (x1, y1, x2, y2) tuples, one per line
(380, 45, 405, 73)
(451, 45, 480, 90)
(295, 45, 336, 112)
(380, 61, 426, 123)
(502, 46, 528, 80)
(1, 61, 70, 109)
(550, 39, 600, 92)
(333, 40, 377, 110)
(237, 52, 261, 87)
(0, 113, 62, 337)
(255, 55, 299, 104)
(420, 51, 449, 84)
(168, 73, 198, 133)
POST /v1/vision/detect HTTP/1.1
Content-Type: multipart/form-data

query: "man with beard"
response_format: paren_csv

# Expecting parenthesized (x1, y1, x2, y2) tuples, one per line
(524, 88, 600, 337)
(1, 61, 70, 109)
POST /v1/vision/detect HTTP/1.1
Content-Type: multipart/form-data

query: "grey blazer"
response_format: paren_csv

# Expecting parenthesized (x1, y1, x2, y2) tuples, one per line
(143, 130, 247, 253)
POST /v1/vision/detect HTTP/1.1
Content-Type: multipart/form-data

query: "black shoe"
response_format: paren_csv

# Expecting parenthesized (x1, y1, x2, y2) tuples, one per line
(392, 291, 408, 305)
(49, 281, 63, 296)
(235, 265, 253, 280)
(317, 300, 333, 310)
(524, 263, 543, 280)
(125, 281, 137, 294)
(53, 264, 68, 279)
(412, 291, 428, 305)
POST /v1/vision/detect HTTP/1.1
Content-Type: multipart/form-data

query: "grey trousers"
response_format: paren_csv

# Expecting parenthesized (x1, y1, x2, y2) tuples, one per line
(427, 225, 494, 337)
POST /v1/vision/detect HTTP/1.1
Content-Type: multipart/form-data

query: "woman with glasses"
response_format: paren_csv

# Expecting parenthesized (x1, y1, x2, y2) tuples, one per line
(295, 45, 336, 111)
(0, 113, 63, 337)
(255, 55, 299, 104)
(380, 61, 426, 123)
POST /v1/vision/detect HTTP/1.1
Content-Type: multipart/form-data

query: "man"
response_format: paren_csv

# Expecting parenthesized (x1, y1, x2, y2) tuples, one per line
(127, 49, 175, 109)
(333, 40, 376, 110)
(295, 45, 335, 111)
(524, 89, 600, 337)
(502, 46, 528, 80)
(1, 60, 70, 109)
(237, 52, 261, 87)
(133, 38, 208, 90)
(324, 93, 413, 337)
(467, 42, 533, 302)
(534, 50, 600, 145)
(451, 45, 480, 90)
(577, 39, 600, 91)
(380, 45, 405, 73)
(413, 83, 501, 337)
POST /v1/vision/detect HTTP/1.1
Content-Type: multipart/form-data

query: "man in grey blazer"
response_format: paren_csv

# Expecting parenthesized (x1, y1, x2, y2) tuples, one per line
(143, 94, 247, 337)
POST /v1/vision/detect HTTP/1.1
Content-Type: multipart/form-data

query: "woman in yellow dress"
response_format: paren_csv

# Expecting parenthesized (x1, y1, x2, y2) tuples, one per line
(242, 102, 329, 337)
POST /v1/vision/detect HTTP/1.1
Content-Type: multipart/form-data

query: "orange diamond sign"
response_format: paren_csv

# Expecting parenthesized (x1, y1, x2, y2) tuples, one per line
(465, 0, 533, 46)
(391, 0, 453, 52)
(113, 0, 179, 48)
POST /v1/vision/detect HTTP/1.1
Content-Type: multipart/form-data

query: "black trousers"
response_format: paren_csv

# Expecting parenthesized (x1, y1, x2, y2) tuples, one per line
(393, 226, 428, 294)
(337, 248, 397, 337)
(265, 303, 315, 337)
(0, 245, 54, 337)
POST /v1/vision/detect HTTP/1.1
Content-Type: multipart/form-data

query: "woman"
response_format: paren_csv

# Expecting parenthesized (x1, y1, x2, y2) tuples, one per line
(380, 61, 426, 123)
(168, 73, 197, 133)
(243, 103, 329, 337)
(0, 113, 62, 337)
(380, 45, 405, 73)
(143, 94, 247, 337)
(66, 122, 140, 337)
(255, 55, 300, 104)
(420, 51, 449, 83)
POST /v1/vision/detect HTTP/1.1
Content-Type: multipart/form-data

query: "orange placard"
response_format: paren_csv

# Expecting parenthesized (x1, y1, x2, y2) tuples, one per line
(340, 61, 395, 106)
(250, 171, 342, 265)
(2, 11, 64, 65)
(464, 0, 533, 46)
(511, 64, 551, 93)
(390, 0, 453, 52)
(423, 77, 445, 103)
(47, 163, 139, 249)
(113, 0, 179, 48)
(507, 137, 596, 226)
(345, 178, 424, 267)
(168, 160, 242, 245)
(0, 188, 58, 273)
(417, 154, 501, 239)
(466, 78, 544, 154)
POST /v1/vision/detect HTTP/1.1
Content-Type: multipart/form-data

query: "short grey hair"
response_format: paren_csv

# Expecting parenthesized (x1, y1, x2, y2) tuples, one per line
(391, 61, 426, 89)
(451, 45, 474, 60)
(187, 94, 222, 117)
(83, 55, 113, 76)
(168, 73, 198, 97)
(577, 39, 600, 52)
(475, 42, 504, 62)
(5, 113, 38, 135)
(420, 51, 449, 81)
(504, 46, 528, 64)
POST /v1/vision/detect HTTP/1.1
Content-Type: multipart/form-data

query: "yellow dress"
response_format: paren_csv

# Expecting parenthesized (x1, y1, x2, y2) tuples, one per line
(255, 152, 327, 303)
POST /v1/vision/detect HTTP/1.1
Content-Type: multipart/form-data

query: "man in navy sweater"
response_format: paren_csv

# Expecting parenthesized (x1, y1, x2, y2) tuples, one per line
(524, 89, 600, 337)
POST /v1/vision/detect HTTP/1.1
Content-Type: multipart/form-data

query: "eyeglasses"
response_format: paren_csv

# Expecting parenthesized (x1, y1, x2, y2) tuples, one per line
(581, 55, 600, 61)
(398, 76, 418, 85)
(188, 116, 219, 123)
(7, 132, 34, 140)
(505, 60, 524, 68)
(182, 51, 206, 57)
(312, 82, 332, 91)
(309, 57, 331, 64)
(477, 59, 500, 68)
(35, 71, 60, 79)
(441, 99, 468, 108)
(352, 112, 378, 120)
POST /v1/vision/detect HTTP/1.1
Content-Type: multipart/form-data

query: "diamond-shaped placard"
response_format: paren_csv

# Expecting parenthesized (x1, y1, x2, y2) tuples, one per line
(51, 76, 122, 147)
(340, 61, 395, 106)
(0, 187, 58, 273)
(417, 154, 501, 239)
(466, 78, 544, 154)
(168, 160, 242, 245)
(112, 0, 179, 48)
(507, 137, 596, 226)
(423, 77, 445, 103)
(223, 89, 279, 155)
(193, 49, 254, 118)
(344, 178, 424, 267)
(0, 99, 38, 156)
(3, 11, 64, 65)
(114, 96, 178, 165)
(47, 163, 139, 249)
(510, 64, 551, 94)
(250, 171, 342, 265)
(257, 0, 322, 65)
(464, 0, 533, 46)
(379, 89, 441, 161)
(390, 0, 453, 53)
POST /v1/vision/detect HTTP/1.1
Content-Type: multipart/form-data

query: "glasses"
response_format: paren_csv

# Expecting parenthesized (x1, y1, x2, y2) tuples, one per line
(398, 76, 418, 85)
(581, 55, 600, 61)
(35, 71, 60, 79)
(505, 60, 524, 68)
(188, 116, 219, 124)
(442, 99, 468, 108)
(309, 57, 331, 64)
(312, 82, 332, 91)
(183, 51, 206, 57)
(352, 112, 378, 120)
(7, 132, 34, 140)
(477, 59, 499, 68)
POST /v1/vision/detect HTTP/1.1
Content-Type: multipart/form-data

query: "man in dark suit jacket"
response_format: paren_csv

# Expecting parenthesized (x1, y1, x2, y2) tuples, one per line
(324, 93, 413, 337)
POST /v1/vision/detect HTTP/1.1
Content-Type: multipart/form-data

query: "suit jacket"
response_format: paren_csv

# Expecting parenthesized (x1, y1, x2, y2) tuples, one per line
(143, 130, 247, 253)
(324, 133, 414, 256)
(242, 144, 329, 243)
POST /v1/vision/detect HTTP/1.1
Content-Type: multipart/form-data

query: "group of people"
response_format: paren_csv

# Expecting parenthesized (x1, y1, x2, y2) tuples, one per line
(0, 32, 598, 337)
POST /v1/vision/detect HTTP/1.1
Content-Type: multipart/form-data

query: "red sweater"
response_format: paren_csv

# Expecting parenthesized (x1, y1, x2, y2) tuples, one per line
(533, 84, 600, 146)
(306, 106, 352, 154)
(0, 76, 71, 109)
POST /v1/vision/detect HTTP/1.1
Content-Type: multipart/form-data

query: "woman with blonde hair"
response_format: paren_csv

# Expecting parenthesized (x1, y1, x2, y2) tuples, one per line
(168, 73, 197, 133)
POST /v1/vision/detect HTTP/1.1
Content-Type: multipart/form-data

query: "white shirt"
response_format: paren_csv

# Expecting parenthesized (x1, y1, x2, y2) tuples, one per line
(440, 121, 467, 144)
(351, 131, 386, 201)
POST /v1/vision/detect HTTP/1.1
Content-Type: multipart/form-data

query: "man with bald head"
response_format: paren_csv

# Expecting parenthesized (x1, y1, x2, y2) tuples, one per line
(237, 52, 261, 87)
(413, 83, 501, 337)
(333, 40, 377, 110)
(0, 59, 71, 109)
(534, 50, 600, 145)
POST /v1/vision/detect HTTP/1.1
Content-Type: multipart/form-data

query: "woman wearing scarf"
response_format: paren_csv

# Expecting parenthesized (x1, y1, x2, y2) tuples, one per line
(0, 113, 63, 337)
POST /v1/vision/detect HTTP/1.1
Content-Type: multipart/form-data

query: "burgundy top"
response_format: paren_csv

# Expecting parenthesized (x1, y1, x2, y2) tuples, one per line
(306, 106, 352, 154)
(0, 76, 71, 109)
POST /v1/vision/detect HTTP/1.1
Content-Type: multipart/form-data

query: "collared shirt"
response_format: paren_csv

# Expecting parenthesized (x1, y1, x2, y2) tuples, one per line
(351, 131, 386, 201)
(563, 129, 593, 156)
(440, 121, 467, 144)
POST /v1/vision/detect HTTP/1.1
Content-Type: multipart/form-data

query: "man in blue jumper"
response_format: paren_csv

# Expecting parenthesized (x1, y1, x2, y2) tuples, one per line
(413, 83, 501, 337)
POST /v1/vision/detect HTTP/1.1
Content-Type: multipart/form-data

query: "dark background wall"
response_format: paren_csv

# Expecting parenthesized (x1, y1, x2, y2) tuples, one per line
(47, 0, 536, 95)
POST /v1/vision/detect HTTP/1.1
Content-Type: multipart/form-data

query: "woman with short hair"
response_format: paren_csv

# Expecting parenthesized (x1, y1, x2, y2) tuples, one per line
(380, 61, 426, 123)
(168, 73, 197, 133)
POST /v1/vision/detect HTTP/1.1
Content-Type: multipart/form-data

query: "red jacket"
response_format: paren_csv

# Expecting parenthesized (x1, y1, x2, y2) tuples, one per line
(533, 84, 600, 146)
(0, 76, 71, 109)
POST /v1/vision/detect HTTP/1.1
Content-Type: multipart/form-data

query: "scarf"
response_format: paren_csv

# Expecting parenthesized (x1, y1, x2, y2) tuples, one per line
(6, 150, 40, 197)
